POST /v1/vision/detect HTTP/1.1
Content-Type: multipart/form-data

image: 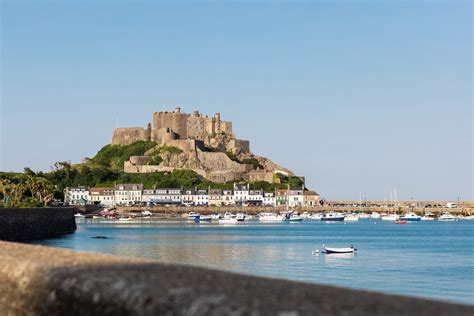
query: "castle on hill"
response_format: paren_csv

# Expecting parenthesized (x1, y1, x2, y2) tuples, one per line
(112, 107, 296, 183)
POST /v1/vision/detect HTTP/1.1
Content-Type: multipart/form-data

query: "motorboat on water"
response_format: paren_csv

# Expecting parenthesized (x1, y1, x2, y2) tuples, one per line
(421, 212, 436, 221)
(259, 212, 284, 222)
(195, 215, 213, 222)
(321, 212, 345, 221)
(370, 212, 381, 219)
(438, 212, 458, 221)
(344, 213, 359, 221)
(399, 212, 421, 222)
(74, 213, 85, 218)
(381, 214, 399, 221)
(236, 213, 246, 222)
(283, 213, 303, 222)
(323, 245, 357, 254)
(218, 218, 238, 224)
(187, 212, 200, 220)
(211, 213, 222, 220)
(394, 220, 407, 225)
(309, 213, 323, 220)
(118, 216, 133, 221)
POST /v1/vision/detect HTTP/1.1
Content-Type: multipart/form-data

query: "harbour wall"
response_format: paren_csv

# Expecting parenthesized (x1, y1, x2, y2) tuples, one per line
(0, 207, 77, 241)
(116, 205, 473, 216)
(0, 241, 470, 316)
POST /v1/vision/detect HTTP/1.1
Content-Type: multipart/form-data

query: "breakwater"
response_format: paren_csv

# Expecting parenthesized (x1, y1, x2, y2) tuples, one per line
(117, 205, 473, 216)
(0, 207, 77, 241)
(0, 241, 470, 316)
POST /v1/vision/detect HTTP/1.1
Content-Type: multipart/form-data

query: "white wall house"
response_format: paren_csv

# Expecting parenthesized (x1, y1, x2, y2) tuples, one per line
(233, 183, 249, 204)
(248, 189, 263, 205)
(263, 192, 276, 207)
(89, 188, 115, 206)
(142, 188, 182, 204)
(289, 189, 304, 207)
(194, 189, 208, 206)
(114, 184, 143, 205)
(64, 186, 89, 205)
(222, 189, 234, 205)
(182, 189, 195, 205)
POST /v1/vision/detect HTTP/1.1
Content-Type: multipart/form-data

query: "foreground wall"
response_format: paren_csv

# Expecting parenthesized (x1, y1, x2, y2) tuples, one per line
(0, 207, 76, 241)
(0, 241, 470, 316)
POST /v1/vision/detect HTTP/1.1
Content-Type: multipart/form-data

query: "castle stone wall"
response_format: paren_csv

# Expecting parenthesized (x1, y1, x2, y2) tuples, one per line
(112, 127, 150, 145)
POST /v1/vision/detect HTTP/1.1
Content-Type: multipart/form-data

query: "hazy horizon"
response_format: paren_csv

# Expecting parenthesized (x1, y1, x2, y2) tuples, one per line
(1, 1, 472, 201)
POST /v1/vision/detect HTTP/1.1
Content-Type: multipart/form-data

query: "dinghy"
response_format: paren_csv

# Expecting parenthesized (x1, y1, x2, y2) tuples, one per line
(323, 245, 357, 254)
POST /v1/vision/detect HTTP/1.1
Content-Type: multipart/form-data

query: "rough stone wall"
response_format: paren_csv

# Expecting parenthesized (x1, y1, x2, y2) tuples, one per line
(153, 112, 188, 139)
(227, 139, 250, 154)
(0, 208, 77, 241)
(197, 151, 252, 173)
(112, 127, 150, 145)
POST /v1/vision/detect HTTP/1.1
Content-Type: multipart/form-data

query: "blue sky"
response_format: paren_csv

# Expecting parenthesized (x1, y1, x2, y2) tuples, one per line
(1, 1, 472, 200)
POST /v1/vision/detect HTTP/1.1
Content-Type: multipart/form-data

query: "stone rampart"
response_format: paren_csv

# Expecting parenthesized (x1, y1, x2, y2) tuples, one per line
(0, 241, 470, 315)
(112, 127, 151, 145)
(0, 207, 77, 241)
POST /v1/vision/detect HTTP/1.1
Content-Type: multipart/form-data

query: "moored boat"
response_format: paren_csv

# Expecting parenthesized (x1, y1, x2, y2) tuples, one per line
(259, 212, 284, 222)
(344, 213, 359, 221)
(421, 212, 436, 221)
(438, 212, 458, 221)
(394, 220, 407, 225)
(324, 245, 357, 254)
(218, 218, 238, 224)
(187, 212, 200, 220)
(321, 212, 345, 221)
(399, 212, 421, 222)
(381, 214, 399, 221)
(283, 213, 303, 222)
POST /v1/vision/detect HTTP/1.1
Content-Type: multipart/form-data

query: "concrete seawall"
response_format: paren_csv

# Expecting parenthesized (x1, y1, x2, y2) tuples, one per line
(0, 241, 471, 316)
(0, 207, 77, 241)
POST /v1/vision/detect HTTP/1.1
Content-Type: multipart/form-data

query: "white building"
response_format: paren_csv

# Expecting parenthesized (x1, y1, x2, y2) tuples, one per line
(194, 189, 208, 206)
(142, 188, 182, 205)
(89, 188, 115, 206)
(64, 186, 89, 205)
(182, 189, 195, 205)
(114, 184, 143, 205)
(221, 189, 234, 205)
(248, 189, 263, 205)
(288, 189, 304, 207)
(233, 183, 249, 204)
(263, 192, 276, 207)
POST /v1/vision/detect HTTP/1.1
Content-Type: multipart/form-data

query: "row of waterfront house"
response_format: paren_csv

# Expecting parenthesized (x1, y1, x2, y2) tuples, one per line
(64, 183, 321, 208)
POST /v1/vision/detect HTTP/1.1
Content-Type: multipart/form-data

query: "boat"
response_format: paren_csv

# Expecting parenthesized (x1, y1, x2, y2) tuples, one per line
(74, 213, 85, 218)
(461, 215, 474, 220)
(236, 213, 246, 222)
(211, 213, 222, 220)
(194, 215, 213, 222)
(187, 212, 200, 220)
(370, 212, 381, 219)
(218, 218, 238, 224)
(309, 213, 322, 220)
(259, 212, 284, 222)
(323, 245, 357, 254)
(321, 212, 345, 221)
(421, 212, 436, 221)
(344, 213, 359, 221)
(118, 217, 133, 221)
(283, 213, 303, 222)
(438, 212, 458, 221)
(399, 212, 421, 222)
(394, 220, 407, 225)
(381, 214, 399, 221)
(141, 210, 152, 218)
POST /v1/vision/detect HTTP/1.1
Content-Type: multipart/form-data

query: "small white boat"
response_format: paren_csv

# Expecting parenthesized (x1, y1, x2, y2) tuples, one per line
(344, 214, 359, 222)
(195, 215, 213, 222)
(141, 210, 152, 217)
(461, 215, 474, 220)
(218, 218, 238, 224)
(74, 213, 85, 218)
(381, 214, 399, 221)
(283, 214, 303, 222)
(370, 212, 381, 219)
(211, 213, 222, 220)
(421, 212, 436, 221)
(236, 213, 246, 222)
(438, 212, 458, 221)
(259, 213, 284, 222)
(324, 245, 357, 254)
(118, 217, 133, 221)
(187, 212, 200, 220)
(309, 213, 323, 220)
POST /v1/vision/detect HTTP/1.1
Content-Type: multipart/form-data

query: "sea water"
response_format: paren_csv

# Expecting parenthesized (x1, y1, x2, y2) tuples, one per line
(32, 219, 474, 304)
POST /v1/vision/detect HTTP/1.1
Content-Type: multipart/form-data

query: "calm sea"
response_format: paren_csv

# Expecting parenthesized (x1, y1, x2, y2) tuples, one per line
(32, 218, 474, 305)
